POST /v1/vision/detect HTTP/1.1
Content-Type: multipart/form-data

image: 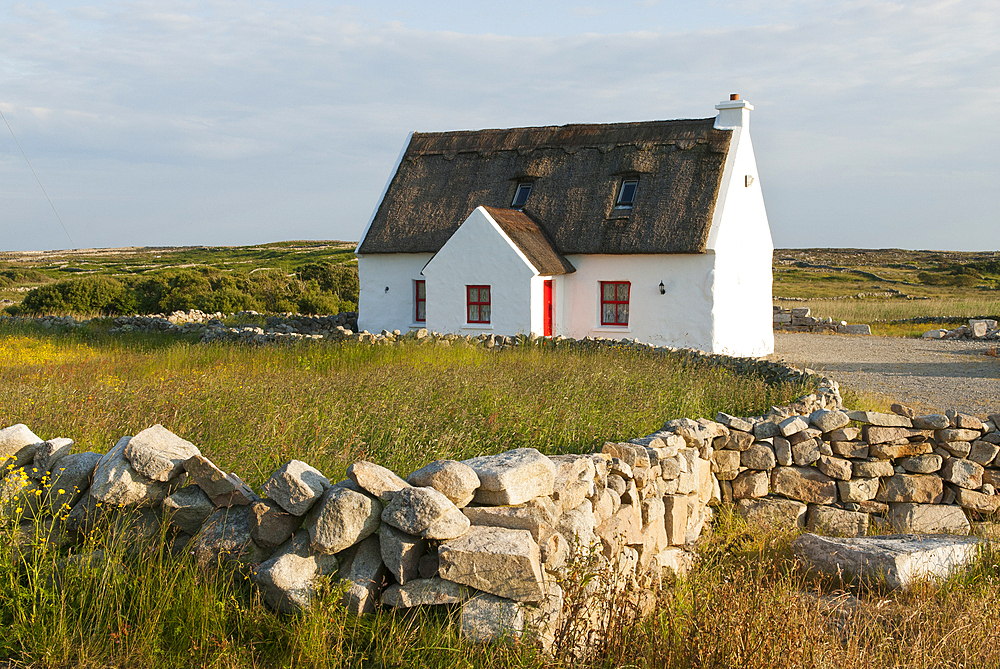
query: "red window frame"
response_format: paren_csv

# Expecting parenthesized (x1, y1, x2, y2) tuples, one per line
(600, 281, 630, 326)
(467, 285, 491, 324)
(414, 280, 426, 322)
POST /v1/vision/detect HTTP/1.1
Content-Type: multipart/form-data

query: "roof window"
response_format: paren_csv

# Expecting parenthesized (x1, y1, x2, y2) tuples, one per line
(511, 183, 532, 209)
(616, 179, 638, 208)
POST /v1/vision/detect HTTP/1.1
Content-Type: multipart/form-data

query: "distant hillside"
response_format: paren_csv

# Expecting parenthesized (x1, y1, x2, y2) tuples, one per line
(1, 241, 359, 316)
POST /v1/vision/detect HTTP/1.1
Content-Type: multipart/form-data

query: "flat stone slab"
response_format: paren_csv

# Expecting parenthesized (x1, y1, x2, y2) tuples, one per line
(438, 526, 546, 602)
(792, 533, 984, 589)
(462, 448, 555, 506)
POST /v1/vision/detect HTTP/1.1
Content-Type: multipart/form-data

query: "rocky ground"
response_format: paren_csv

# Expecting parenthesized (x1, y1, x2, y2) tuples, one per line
(769, 333, 999, 415)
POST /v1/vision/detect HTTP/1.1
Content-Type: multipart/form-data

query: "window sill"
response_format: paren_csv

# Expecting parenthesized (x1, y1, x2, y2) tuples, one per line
(462, 324, 494, 330)
(593, 325, 631, 333)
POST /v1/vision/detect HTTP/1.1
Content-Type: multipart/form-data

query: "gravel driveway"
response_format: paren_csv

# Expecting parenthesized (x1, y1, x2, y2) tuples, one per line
(767, 333, 999, 416)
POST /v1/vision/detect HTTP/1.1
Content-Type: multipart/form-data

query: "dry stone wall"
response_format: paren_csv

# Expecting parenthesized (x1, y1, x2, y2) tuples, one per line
(3, 328, 999, 651)
(0, 375, 848, 651)
(773, 306, 872, 335)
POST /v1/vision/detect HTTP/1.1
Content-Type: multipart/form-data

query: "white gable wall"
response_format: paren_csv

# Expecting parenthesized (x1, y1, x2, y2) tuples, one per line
(560, 254, 716, 349)
(706, 101, 775, 357)
(356, 253, 433, 334)
(422, 207, 540, 335)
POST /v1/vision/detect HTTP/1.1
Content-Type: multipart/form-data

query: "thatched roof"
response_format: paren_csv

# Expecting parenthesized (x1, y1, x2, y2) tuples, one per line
(481, 207, 575, 275)
(358, 117, 733, 257)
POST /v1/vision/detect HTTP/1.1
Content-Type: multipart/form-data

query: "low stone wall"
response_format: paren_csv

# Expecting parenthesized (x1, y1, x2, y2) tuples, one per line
(922, 319, 1000, 341)
(1, 376, 844, 651)
(773, 306, 872, 335)
(3, 327, 999, 651)
(720, 405, 1000, 537)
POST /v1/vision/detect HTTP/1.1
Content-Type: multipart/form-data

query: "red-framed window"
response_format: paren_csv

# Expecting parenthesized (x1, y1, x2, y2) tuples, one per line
(467, 285, 491, 324)
(414, 280, 426, 322)
(600, 281, 630, 326)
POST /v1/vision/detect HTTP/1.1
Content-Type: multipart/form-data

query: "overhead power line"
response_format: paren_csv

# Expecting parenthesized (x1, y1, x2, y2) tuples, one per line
(1, 106, 76, 250)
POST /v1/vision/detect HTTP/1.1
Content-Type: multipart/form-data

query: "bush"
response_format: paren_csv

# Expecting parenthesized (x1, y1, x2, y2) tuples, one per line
(14, 264, 356, 317)
(297, 262, 358, 303)
(18, 276, 135, 315)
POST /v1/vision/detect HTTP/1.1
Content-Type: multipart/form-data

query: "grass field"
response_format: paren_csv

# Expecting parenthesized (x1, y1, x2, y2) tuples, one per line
(3, 324, 998, 668)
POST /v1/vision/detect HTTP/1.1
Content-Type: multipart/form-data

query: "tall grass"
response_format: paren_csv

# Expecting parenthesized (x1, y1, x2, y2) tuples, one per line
(4, 325, 999, 668)
(0, 326, 810, 486)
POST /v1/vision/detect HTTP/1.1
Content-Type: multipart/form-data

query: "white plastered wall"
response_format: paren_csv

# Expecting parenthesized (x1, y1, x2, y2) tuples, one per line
(560, 254, 716, 350)
(356, 253, 433, 334)
(422, 207, 541, 336)
(705, 100, 775, 357)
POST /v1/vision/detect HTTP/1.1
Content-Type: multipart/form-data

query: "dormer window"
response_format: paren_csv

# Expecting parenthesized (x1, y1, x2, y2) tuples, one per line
(616, 179, 638, 208)
(511, 183, 532, 209)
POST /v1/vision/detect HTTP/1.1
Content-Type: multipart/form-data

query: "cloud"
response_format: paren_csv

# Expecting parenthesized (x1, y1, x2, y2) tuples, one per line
(0, 0, 997, 251)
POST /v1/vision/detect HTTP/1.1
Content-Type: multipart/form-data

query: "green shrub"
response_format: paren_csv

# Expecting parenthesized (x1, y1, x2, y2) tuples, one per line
(298, 262, 359, 303)
(19, 276, 135, 315)
(15, 264, 355, 317)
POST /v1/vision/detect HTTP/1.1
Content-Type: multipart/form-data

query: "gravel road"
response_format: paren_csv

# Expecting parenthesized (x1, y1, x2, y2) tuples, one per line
(767, 333, 999, 416)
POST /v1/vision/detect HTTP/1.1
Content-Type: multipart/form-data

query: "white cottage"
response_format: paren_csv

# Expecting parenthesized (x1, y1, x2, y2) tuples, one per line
(356, 95, 774, 357)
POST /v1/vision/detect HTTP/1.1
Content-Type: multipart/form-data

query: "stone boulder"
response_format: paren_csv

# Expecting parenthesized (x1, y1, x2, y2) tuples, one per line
(0, 424, 43, 469)
(90, 437, 179, 507)
(940, 458, 984, 490)
(249, 499, 304, 550)
(438, 526, 546, 602)
(736, 497, 807, 530)
(876, 474, 944, 504)
(184, 454, 257, 507)
(461, 497, 558, 542)
(806, 505, 869, 537)
(252, 530, 339, 613)
(162, 485, 214, 535)
(337, 534, 389, 615)
(378, 523, 426, 585)
(462, 448, 556, 506)
(381, 577, 470, 608)
(407, 459, 480, 507)
(123, 425, 201, 482)
(461, 593, 524, 643)
(191, 506, 270, 570)
(43, 451, 102, 515)
(772, 467, 837, 504)
(308, 486, 382, 554)
(32, 437, 74, 475)
(888, 503, 970, 534)
(262, 460, 331, 516)
(348, 461, 410, 502)
(380, 486, 469, 540)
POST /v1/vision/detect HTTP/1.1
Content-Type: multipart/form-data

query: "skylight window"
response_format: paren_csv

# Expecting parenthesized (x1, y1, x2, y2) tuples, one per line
(616, 179, 638, 208)
(511, 183, 532, 209)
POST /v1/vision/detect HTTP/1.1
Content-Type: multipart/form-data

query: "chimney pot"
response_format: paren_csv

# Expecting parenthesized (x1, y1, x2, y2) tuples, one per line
(730, 93, 740, 101)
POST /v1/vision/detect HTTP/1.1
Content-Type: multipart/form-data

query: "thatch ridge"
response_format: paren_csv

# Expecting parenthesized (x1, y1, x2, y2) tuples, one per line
(481, 207, 575, 276)
(358, 117, 732, 256)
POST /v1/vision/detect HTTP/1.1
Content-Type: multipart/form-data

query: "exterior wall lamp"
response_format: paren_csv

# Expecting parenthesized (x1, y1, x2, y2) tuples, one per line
(659, 281, 665, 295)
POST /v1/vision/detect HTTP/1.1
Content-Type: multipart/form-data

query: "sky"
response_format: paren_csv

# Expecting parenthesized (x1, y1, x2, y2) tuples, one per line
(1, 0, 997, 253)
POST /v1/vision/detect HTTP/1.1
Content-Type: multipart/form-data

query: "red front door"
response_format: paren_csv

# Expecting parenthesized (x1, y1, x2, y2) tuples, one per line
(543, 280, 553, 336)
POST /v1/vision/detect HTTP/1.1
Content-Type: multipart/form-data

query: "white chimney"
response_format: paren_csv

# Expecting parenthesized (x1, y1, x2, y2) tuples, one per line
(714, 93, 753, 129)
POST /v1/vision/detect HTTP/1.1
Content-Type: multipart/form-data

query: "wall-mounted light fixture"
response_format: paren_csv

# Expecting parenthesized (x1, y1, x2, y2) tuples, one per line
(659, 281, 665, 295)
